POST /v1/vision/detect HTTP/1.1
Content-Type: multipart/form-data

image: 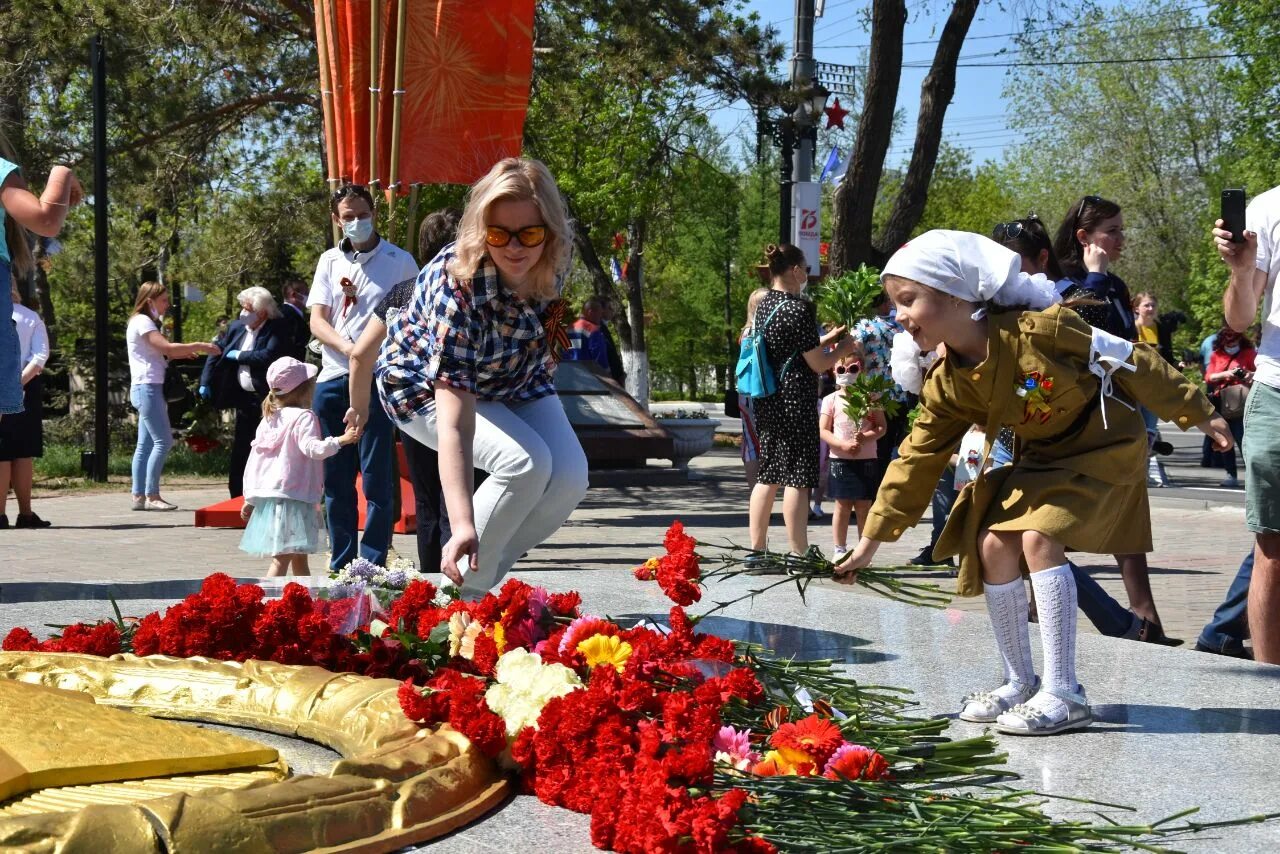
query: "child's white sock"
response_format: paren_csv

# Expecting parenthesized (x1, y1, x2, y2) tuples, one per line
(983, 577, 1035, 689)
(1030, 563, 1079, 697)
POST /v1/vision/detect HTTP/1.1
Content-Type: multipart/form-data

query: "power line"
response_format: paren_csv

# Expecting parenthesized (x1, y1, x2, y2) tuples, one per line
(815, 1, 1212, 49)
(943, 52, 1249, 68)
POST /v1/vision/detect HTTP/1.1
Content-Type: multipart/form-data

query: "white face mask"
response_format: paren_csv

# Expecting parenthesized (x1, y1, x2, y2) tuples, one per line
(239, 308, 252, 319)
(836, 372, 855, 387)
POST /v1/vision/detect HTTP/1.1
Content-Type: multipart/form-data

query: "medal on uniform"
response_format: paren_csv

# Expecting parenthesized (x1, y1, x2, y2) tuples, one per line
(1016, 371, 1054, 424)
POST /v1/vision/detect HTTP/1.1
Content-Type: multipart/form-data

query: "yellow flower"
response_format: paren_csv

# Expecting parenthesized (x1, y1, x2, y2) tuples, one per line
(493, 621, 506, 654)
(576, 633, 633, 673)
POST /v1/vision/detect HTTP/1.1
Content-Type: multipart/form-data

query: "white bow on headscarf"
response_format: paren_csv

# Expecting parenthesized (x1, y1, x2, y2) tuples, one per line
(882, 230, 1062, 393)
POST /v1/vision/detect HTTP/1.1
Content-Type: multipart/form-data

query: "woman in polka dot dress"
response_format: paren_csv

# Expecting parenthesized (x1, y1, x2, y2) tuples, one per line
(748, 243, 857, 564)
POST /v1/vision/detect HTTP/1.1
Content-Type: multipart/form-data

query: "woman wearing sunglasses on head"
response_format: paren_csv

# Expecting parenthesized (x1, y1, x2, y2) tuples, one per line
(375, 158, 587, 599)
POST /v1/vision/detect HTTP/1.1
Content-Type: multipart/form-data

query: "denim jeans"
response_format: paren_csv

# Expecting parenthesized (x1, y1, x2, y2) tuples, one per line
(1069, 562, 1137, 637)
(0, 258, 21, 416)
(314, 375, 395, 569)
(399, 394, 588, 599)
(1197, 551, 1252, 652)
(130, 383, 174, 495)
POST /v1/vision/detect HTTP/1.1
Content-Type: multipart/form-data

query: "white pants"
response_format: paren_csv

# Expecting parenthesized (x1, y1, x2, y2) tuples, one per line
(399, 394, 588, 598)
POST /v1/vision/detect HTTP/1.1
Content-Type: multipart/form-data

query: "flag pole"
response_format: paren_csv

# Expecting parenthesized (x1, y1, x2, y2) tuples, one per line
(387, 0, 409, 205)
(368, 0, 381, 194)
(314, 0, 341, 244)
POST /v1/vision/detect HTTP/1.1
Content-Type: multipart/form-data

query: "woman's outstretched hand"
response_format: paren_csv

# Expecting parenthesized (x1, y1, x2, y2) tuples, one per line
(833, 537, 879, 584)
(441, 526, 478, 587)
(1198, 415, 1235, 452)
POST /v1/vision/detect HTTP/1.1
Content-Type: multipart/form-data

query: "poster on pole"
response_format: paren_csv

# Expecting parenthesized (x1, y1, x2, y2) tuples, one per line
(791, 181, 821, 275)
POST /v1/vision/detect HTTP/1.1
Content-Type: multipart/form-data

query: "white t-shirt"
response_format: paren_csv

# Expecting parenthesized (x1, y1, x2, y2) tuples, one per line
(12, 303, 48, 369)
(237, 324, 258, 392)
(1246, 185, 1280, 390)
(126, 313, 167, 384)
(308, 237, 418, 382)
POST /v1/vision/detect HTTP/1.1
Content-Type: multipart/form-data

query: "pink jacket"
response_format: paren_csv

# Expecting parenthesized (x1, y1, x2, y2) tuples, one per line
(242, 407, 342, 505)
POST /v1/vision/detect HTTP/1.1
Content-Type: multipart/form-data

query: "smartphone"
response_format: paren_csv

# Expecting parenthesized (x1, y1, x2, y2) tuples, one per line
(1222, 188, 1247, 244)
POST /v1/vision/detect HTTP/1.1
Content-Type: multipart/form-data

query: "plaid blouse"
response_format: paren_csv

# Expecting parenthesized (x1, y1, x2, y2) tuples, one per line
(376, 243, 558, 422)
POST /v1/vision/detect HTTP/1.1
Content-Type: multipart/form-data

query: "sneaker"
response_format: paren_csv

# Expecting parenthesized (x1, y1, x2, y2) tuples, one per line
(959, 678, 1040, 723)
(14, 513, 51, 529)
(995, 686, 1092, 736)
(743, 552, 786, 576)
(131, 495, 146, 511)
(784, 546, 825, 577)
(1220, 476, 1241, 488)
(908, 546, 935, 566)
(144, 497, 178, 512)
(808, 506, 826, 521)
(832, 545, 849, 561)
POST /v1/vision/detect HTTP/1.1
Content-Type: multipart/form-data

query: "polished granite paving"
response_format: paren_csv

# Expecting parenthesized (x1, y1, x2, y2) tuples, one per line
(2, 569, 1277, 853)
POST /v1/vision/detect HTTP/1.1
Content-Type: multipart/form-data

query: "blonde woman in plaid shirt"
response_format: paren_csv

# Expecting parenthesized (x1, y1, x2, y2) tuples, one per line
(371, 158, 587, 599)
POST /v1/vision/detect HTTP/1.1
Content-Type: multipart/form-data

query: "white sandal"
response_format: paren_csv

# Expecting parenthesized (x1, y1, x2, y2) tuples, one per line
(995, 686, 1092, 736)
(958, 677, 1039, 723)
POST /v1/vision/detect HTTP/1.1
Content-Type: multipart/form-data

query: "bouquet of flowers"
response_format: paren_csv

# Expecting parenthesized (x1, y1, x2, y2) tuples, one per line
(322, 556, 436, 632)
(5, 522, 1276, 853)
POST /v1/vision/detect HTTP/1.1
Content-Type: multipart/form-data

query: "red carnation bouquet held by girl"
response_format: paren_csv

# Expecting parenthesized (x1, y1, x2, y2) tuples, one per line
(4, 523, 1271, 852)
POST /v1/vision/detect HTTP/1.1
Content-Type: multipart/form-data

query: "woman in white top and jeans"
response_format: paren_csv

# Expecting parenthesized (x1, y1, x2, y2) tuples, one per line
(125, 281, 219, 510)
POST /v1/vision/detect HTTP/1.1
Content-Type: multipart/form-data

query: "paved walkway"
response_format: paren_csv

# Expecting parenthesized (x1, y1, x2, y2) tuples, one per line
(4, 444, 1255, 649)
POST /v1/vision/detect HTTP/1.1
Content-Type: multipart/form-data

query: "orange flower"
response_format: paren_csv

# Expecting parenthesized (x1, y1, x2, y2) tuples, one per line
(770, 714, 844, 767)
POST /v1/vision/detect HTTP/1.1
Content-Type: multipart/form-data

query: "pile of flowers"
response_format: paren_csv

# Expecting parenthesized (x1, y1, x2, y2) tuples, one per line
(3, 522, 1270, 852)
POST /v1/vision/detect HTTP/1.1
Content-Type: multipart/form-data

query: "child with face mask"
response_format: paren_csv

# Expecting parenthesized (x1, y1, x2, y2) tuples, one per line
(819, 359, 887, 559)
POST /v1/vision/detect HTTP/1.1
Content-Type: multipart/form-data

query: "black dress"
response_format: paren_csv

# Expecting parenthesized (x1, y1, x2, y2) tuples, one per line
(753, 290, 820, 488)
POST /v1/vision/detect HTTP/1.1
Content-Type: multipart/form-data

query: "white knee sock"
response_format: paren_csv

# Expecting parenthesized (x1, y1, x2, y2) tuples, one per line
(1030, 563, 1079, 697)
(983, 578, 1036, 689)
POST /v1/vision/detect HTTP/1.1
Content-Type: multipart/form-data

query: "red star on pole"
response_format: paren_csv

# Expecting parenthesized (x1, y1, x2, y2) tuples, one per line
(824, 97, 849, 130)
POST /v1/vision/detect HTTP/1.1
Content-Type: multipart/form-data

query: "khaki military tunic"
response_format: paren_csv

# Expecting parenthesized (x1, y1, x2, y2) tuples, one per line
(864, 304, 1215, 596)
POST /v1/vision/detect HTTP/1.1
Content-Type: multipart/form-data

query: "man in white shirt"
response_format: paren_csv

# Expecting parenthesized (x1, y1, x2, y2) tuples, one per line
(1215, 188, 1280, 664)
(309, 184, 418, 569)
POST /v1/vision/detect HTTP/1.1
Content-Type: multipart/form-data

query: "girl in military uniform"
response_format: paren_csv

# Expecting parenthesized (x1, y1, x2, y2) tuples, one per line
(837, 230, 1232, 736)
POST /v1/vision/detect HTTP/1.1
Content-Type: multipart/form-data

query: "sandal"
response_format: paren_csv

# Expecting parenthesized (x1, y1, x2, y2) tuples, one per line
(959, 678, 1040, 723)
(1136, 617, 1184, 647)
(995, 687, 1092, 736)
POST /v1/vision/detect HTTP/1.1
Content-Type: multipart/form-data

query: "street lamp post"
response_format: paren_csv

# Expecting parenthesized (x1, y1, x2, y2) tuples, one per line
(758, 80, 830, 247)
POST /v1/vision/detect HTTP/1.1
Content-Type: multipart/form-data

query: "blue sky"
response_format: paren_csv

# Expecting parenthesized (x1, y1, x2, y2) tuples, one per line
(710, 1, 1045, 167)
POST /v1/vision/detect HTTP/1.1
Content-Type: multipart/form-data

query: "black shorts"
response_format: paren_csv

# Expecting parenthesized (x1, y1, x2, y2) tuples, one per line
(0, 376, 43, 461)
(827, 458, 880, 501)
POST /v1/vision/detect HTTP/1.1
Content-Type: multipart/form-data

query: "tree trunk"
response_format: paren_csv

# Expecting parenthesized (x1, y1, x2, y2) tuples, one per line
(877, 0, 980, 253)
(830, 0, 906, 274)
(619, 217, 649, 406)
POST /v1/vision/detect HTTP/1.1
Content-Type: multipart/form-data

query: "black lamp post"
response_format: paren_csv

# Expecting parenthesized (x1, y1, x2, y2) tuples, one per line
(757, 80, 830, 246)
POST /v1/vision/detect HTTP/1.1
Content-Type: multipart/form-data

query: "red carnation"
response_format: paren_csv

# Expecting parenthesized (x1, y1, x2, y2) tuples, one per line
(2, 627, 40, 651)
(547, 591, 581, 616)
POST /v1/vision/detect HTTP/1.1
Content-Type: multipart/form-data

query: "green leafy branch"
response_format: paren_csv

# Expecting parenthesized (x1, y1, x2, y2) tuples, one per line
(814, 264, 883, 332)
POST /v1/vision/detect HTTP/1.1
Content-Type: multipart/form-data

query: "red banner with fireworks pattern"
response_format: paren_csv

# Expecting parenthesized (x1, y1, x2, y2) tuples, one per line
(315, 0, 534, 189)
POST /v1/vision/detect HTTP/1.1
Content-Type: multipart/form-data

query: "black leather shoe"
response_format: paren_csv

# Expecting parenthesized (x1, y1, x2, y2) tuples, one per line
(0, 514, 8, 529)
(1193, 641, 1253, 660)
(1152, 440, 1174, 456)
(15, 513, 51, 529)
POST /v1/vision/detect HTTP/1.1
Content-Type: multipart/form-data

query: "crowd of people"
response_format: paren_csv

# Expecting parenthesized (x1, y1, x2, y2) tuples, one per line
(738, 190, 1280, 735)
(1, 141, 1277, 709)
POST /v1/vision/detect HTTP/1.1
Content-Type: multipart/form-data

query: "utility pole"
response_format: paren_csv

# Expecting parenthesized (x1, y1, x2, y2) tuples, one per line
(791, 0, 818, 185)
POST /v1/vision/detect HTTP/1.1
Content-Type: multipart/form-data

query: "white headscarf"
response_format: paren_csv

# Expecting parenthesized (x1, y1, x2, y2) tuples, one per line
(881, 230, 1061, 315)
(882, 230, 1062, 394)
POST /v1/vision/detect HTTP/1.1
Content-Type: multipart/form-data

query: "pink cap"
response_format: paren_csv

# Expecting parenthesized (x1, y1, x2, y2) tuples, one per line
(267, 356, 318, 394)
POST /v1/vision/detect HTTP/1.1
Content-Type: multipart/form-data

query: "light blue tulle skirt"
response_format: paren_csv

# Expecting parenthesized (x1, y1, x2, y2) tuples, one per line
(239, 497, 326, 557)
